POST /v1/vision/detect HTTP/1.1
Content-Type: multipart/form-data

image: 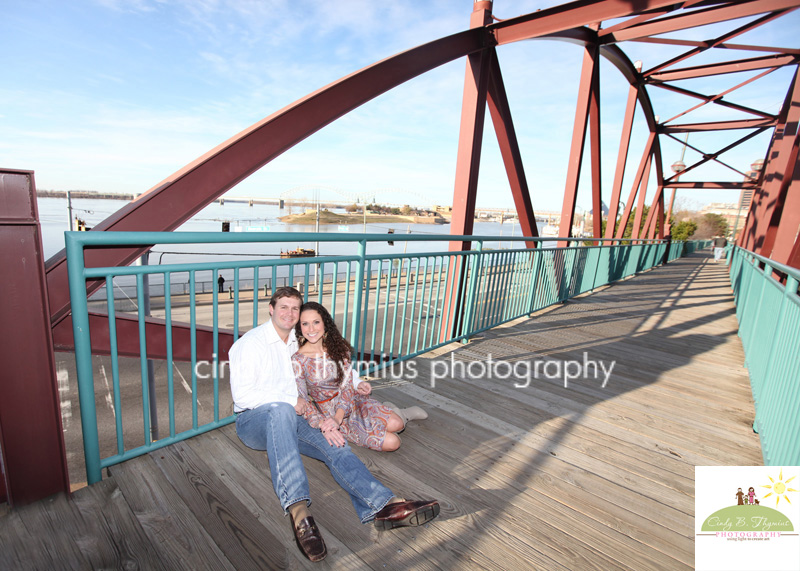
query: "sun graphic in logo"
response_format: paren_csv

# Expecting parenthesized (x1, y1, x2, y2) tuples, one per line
(761, 468, 797, 507)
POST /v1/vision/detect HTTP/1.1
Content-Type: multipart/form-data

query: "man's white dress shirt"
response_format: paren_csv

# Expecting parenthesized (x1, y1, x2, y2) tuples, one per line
(229, 320, 299, 412)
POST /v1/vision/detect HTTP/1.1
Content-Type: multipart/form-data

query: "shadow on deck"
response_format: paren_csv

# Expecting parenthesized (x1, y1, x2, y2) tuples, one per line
(0, 250, 762, 570)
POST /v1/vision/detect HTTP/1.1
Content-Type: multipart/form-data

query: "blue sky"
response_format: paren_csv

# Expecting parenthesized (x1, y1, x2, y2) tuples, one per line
(3, 0, 798, 213)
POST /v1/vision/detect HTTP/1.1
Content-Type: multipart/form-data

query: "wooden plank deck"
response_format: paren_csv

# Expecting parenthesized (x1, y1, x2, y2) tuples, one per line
(0, 250, 763, 570)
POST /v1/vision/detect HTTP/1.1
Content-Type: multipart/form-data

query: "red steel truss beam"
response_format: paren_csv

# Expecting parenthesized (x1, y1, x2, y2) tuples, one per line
(657, 191, 666, 239)
(588, 40, 604, 241)
(740, 69, 800, 251)
(486, 49, 539, 246)
(606, 85, 639, 239)
(51, 313, 233, 362)
(448, 21, 494, 250)
(598, 4, 686, 38)
(746, 68, 800, 260)
(642, 184, 665, 239)
(647, 54, 799, 82)
(642, 10, 791, 76)
(660, 119, 776, 132)
(616, 132, 656, 240)
(559, 42, 598, 246)
(632, 155, 654, 240)
(629, 36, 800, 55)
(784, 232, 800, 269)
(44, 28, 488, 327)
(442, 1, 493, 343)
(662, 127, 770, 181)
(766, 156, 800, 267)
(665, 181, 759, 189)
(658, 68, 779, 124)
(606, 0, 800, 43)
(490, 0, 686, 45)
(665, 187, 678, 232)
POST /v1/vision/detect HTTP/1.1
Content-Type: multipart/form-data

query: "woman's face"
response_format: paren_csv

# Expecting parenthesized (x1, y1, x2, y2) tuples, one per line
(300, 309, 325, 346)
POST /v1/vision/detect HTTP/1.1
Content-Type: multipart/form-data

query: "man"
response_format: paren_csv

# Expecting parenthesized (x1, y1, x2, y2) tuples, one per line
(713, 235, 727, 263)
(229, 286, 440, 562)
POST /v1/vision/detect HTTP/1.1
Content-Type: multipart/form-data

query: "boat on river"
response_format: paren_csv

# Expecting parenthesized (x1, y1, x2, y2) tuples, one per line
(280, 247, 316, 258)
(541, 225, 559, 237)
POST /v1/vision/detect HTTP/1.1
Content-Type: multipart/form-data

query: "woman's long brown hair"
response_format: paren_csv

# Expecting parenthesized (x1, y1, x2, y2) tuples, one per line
(296, 301, 353, 387)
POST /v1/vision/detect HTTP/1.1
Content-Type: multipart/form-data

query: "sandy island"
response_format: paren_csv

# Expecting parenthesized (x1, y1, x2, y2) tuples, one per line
(279, 210, 448, 225)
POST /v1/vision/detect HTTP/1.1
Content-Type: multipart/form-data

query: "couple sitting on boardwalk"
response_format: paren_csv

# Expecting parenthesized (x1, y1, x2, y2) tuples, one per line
(229, 287, 437, 563)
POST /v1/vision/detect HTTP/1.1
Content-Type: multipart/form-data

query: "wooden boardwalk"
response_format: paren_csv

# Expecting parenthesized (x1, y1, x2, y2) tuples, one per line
(0, 250, 763, 570)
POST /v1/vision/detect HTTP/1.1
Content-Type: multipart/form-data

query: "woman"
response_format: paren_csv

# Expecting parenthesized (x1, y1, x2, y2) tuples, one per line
(293, 302, 414, 451)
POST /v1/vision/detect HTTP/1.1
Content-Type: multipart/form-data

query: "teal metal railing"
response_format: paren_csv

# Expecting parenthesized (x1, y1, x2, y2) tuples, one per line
(728, 246, 800, 465)
(65, 231, 700, 483)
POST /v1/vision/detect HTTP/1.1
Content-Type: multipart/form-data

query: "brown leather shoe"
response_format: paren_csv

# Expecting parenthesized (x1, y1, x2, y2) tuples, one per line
(373, 499, 440, 531)
(290, 514, 327, 562)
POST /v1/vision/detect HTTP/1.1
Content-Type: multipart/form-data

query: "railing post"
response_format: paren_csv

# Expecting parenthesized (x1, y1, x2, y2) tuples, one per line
(461, 241, 484, 342)
(591, 240, 603, 291)
(65, 232, 103, 485)
(350, 240, 367, 366)
(163, 270, 176, 437)
(526, 251, 543, 314)
(190, 271, 198, 429)
(135, 274, 154, 446)
(734, 250, 757, 335)
(744, 260, 771, 357)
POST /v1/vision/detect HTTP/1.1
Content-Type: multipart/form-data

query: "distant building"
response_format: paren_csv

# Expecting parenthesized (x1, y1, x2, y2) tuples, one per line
(738, 158, 762, 212)
(738, 187, 754, 211)
(589, 201, 610, 217)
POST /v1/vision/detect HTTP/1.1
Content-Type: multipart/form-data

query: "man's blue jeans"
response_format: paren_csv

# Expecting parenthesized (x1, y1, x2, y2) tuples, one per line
(235, 402, 394, 523)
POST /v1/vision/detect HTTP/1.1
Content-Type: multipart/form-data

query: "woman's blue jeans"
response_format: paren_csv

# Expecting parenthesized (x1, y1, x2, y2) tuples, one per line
(235, 402, 394, 523)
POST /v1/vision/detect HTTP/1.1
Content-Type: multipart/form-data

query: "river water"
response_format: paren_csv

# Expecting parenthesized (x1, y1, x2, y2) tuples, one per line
(38, 197, 546, 259)
(37, 196, 547, 297)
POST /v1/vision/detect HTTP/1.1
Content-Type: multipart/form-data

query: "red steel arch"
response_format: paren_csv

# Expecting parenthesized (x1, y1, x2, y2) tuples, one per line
(44, 0, 800, 330)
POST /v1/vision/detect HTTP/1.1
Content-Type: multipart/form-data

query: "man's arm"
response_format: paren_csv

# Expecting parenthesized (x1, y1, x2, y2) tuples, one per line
(352, 369, 372, 395)
(229, 336, 265, 411)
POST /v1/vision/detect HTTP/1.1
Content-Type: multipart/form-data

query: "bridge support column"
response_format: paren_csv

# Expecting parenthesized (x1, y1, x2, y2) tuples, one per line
(631, 155, 653, 240)
(0, 169, 70, 505)
(616, 133, 656, 239)
(441, 0, 493, 342)
(606, 84, 638, 239)
(559, 39, 600, 247)
(740, 68, 800, 265)
(486, 47, 538, 246)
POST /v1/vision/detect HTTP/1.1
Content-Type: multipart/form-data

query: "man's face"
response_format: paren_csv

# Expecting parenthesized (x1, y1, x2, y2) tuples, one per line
(269, 296, 301, 336)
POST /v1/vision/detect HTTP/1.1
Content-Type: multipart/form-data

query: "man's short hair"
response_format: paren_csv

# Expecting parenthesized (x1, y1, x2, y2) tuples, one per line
(270, 286, 302, 307)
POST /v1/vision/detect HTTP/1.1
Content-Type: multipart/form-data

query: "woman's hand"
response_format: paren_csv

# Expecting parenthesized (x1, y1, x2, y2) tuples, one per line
(294, 398, 308, 415)
(319, 417, 346, 447)
(356, 381, 372, 395)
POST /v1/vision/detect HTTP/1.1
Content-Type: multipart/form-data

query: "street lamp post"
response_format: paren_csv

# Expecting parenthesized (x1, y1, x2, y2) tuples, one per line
(731, 159, 763, 242)
(666, 134, 689, 235)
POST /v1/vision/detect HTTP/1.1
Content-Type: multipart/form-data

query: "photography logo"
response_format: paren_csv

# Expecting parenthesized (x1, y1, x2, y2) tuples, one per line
(696, 466, 799, 571)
